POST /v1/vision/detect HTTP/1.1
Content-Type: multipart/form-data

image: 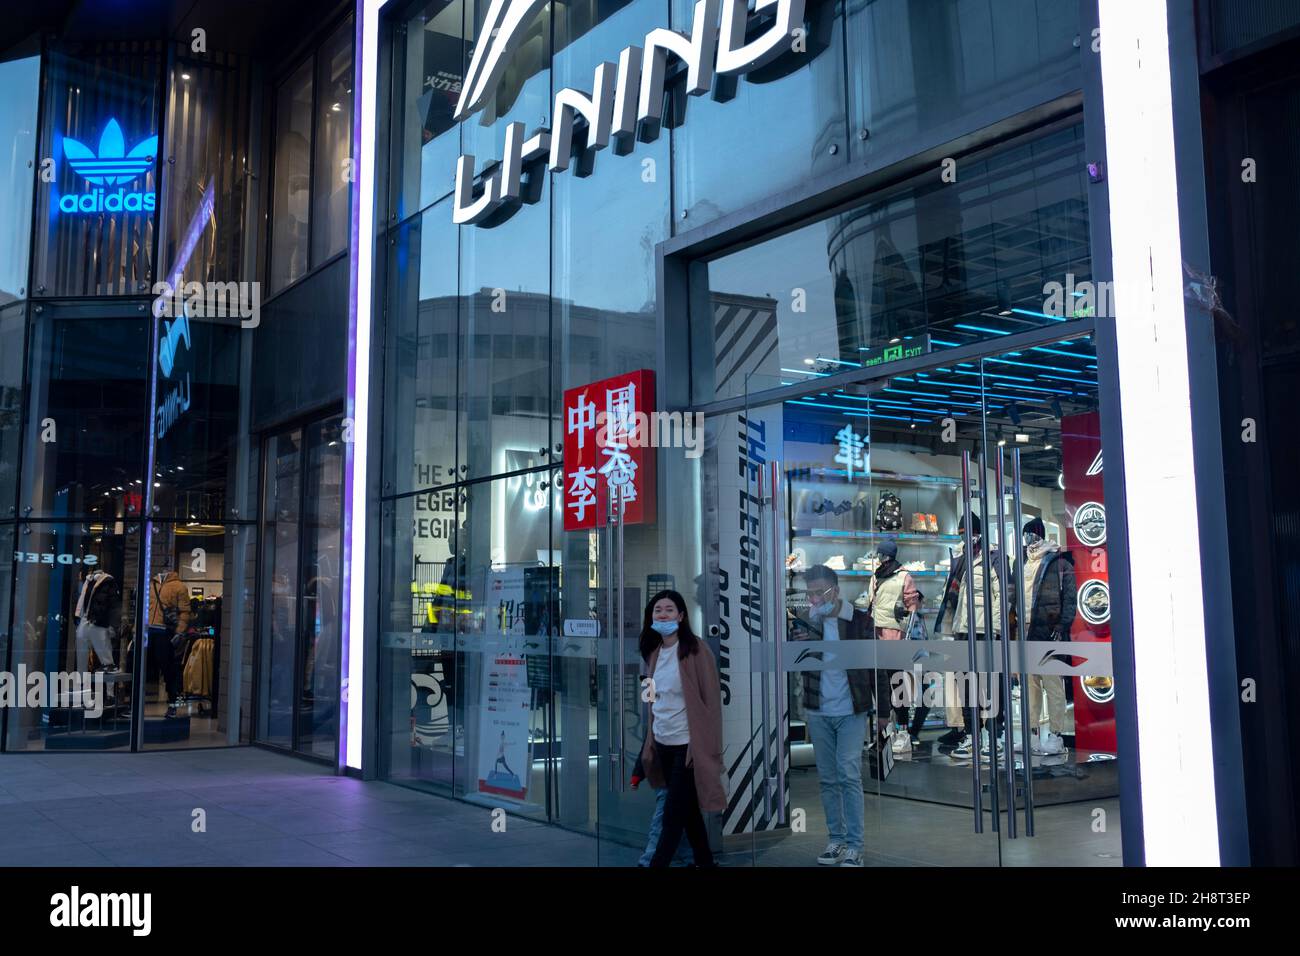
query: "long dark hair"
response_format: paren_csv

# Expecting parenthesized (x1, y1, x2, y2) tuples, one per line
(638, 589, 700, 662)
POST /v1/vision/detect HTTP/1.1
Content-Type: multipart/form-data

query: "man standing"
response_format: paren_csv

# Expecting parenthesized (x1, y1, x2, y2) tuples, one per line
(797, 564, 875, 868)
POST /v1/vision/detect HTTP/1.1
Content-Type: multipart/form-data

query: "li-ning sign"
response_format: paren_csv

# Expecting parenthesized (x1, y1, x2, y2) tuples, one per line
(453, 0, 805, 224)
(57, 119, 158, 215)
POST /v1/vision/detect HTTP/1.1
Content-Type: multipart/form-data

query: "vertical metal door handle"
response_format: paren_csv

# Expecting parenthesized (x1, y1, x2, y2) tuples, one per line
(606, 491, 618, 790)
(769, 460, 788, 825)
(960, 452, 984, 833)
(1011, 449, 1036, 836)
(976, 451, 1000, 832)
(994, 449, 1017, 839)
(616, 482, 627, 793)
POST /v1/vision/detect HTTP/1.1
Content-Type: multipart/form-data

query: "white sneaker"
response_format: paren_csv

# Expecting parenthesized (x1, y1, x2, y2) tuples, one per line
(817, 842, 847, 865)
(840, 848, 864, 867)
(950, 734, 974, 759)
(1033, 731, 1066, 756)
(891, 729, 912, 754)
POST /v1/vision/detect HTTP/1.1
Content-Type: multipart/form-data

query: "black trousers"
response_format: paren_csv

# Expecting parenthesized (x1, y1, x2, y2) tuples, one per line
(954, 632, 1004, 740)
(147, 626, 183, 703)
(649, 743, 715, 868)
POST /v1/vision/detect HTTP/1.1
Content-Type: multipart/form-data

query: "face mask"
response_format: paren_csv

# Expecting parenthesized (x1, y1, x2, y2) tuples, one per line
(650, 620, 679, 636)
(1023, 532, 1043, 547)
(808, 599, 833, 620)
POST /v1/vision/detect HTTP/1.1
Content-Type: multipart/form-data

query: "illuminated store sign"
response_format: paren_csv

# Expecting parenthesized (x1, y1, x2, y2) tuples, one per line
(58, 118, 158, 215)
(452, 0, 805, 223)
(563, 369, 657, 530)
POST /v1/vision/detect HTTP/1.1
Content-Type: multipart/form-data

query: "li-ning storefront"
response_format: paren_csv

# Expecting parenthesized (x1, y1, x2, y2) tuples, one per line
(352, 0, 1249, 867)
(0, 0, 1258, 869)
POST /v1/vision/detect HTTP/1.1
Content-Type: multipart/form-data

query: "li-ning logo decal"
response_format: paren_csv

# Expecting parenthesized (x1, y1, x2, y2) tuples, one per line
(1085, 449, 1103, 477)
(1073, 501, 1107, 548)
(453, 0, 806, 224)
(58, 119, 158, 215)
(1077, 578, 1111, 627)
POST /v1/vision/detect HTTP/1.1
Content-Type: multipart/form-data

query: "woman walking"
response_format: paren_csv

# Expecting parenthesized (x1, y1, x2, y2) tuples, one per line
(637, 590, 725, 867)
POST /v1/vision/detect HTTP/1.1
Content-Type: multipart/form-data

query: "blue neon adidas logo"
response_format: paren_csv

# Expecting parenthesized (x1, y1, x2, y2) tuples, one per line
(63, 119, 157, 185)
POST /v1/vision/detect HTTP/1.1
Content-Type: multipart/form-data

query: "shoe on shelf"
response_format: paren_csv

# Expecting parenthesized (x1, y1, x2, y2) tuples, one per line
(840, 848, 864, 867)
(928, 514, 939, 533)
(1033, 730, 1067, 756)
(817, 842, 847, 866)
(891, 729, 912, 755)
(825, 555, 846, 571)
(950, 735, 974, 760)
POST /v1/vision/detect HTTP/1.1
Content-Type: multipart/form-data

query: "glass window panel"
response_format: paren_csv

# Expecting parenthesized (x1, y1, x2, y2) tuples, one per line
(847, 0, 1079, 162)
(258, 429, 301, 748)
(0, 305, 23, 518)
(670, 0, 846, 227)
(312, 17, 355, 265)
(152, 314, 251, 523)
(6, 524, 140, 751)
(269, 59, 314, 293)
(552, 0, 669, 421)
(0, 523, 13, 690)
(20, 313, 149, 520)
(458, 177, 551, 480)
(140, 523, 256, 748)
(392, 0, 464, 218)
(0, 54, 40, 303)
(382, 200, 463, 498)
(694, 124, 1090, 403)
(299, 418, 345, 759)
(33, 49, 162, 297)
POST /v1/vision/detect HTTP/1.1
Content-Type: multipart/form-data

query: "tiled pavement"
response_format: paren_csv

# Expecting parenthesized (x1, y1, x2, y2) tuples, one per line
(0, 747, 607, 867)
(0, 747, 1122, 867)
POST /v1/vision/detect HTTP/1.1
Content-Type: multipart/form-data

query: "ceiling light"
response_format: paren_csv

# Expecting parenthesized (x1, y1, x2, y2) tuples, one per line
(1015, 433, 1030, 443)
(181, 72, 191, 80)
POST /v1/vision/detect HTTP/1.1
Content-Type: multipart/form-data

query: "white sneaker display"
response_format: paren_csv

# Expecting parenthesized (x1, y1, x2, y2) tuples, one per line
(825, 554, 847, 571)
(891, 728, 912, 754)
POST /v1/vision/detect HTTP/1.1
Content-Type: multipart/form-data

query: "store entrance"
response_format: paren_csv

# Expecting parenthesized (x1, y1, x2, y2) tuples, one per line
(709, 334, 1120, 866)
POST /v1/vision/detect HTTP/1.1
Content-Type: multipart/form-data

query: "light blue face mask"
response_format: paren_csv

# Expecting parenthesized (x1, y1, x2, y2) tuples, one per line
(650, 619, 679, 636)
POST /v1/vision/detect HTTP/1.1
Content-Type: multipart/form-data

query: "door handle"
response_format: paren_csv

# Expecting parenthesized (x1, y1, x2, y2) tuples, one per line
(606, 488, 619, 790)
(975, 451, 1001, 832)
(1011, 448, 1036, 836)
(768, 459, 788, 825)
(994, 449, 1017, 839)
(615, 481, 627, 793)
(960, 452, 984, 833)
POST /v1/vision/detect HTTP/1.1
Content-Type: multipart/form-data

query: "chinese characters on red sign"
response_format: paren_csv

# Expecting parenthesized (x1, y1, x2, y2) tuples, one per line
(562, 369, 657, 530)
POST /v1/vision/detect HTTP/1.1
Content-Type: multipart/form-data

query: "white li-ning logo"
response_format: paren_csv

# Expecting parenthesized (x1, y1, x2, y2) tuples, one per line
(452, 0, 806, 224)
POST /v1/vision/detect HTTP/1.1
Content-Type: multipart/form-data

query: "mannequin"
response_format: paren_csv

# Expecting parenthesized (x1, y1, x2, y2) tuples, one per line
(934, 514, 1007, 760)
(148, 567, 191, 717)
(865, 538, 923, 753)
(74, 570, 117, 674)
(1018, 518, 1076, 755)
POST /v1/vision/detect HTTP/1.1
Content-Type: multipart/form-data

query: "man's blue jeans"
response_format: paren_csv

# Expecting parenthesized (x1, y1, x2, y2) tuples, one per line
(806, 711, 868, 851)
(638, 786, 694, 866)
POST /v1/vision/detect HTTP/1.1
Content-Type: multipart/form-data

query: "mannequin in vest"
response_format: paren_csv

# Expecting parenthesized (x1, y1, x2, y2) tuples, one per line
(1018, 517, 1076, 756)
(934, 513, 1009, 761)
(74, 569, 118, 674)
(865, 538, 923, 754)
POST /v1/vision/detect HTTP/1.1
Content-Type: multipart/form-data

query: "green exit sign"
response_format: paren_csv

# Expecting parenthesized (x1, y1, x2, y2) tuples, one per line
(862, 336, 930, 368)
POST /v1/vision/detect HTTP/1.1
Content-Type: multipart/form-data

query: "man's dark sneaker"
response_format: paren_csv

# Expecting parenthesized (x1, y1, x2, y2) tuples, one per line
(165, 705, 178, 718)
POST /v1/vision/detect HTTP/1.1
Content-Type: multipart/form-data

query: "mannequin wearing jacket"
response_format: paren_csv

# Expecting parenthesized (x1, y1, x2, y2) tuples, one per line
(149, 570, 192, 717)
(74, 570, 118, 673)
(1019, 518, 1076, 756)
(934, 514, 1009, 758)
(866, 538, 923, 748)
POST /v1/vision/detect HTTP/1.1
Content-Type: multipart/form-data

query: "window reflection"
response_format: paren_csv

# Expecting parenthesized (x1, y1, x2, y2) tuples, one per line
(313, 17, 356, 265)
(270, 59, 314, 292)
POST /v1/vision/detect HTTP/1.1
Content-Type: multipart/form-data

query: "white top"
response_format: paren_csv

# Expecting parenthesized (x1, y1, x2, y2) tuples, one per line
(652, 646, 690, 745)
(808, 601, 856, 717)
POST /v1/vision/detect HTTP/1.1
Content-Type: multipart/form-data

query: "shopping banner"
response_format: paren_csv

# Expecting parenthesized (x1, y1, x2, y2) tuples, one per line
(475, 567, 533, 801)
(1061, 410, 1116, 753)
(562, 369, 656, 530)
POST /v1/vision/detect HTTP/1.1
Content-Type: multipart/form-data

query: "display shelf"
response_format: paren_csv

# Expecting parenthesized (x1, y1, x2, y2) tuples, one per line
(789, 467, 963, 487)
(792, 529, 962, 543)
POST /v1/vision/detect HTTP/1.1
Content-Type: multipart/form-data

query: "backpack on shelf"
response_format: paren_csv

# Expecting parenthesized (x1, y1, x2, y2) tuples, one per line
(876, 491, 903, 531)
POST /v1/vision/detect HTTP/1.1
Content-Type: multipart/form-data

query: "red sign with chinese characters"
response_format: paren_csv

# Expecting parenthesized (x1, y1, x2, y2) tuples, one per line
(562, 370, 657, 531)
(1061, 410, 1115, 753)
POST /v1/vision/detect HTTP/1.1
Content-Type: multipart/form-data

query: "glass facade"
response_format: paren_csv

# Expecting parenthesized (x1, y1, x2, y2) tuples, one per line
(371, 0, 1130, 867)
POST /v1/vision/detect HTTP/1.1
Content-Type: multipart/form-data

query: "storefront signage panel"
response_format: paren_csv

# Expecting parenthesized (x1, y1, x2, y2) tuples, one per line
(451, 0, 807, 224)
(562, 369, 657, 530)
(57, 118, 158, 216)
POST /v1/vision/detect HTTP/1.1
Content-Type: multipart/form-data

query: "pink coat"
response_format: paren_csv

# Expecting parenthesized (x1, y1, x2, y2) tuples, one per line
(639, 640, 727, 812)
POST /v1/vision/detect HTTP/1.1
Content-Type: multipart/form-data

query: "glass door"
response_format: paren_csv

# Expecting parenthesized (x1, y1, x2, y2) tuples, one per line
(731, 334, 1119, 866)
(257, 415, 345, 760)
